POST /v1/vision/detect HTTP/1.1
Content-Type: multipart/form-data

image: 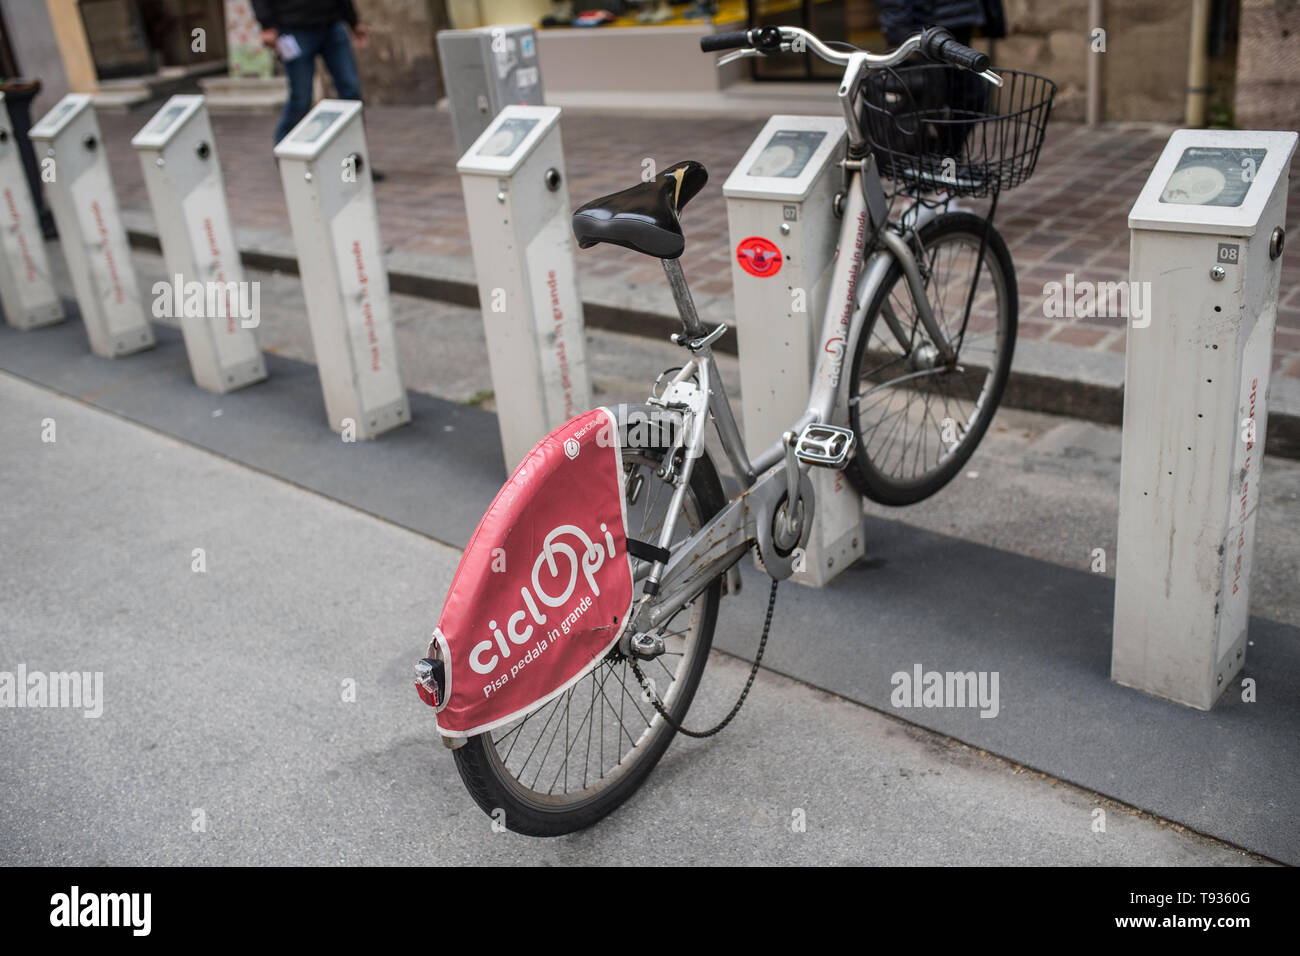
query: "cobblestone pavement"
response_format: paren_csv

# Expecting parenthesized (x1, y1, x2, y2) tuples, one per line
(94, 105, 1300, 380)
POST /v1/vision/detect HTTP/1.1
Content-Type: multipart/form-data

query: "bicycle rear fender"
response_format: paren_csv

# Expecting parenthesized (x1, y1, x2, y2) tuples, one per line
(421, 408, 637, 738)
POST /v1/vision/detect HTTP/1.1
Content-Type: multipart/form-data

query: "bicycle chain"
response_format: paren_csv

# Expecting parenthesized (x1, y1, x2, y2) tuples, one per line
(629, 577, 779, 739)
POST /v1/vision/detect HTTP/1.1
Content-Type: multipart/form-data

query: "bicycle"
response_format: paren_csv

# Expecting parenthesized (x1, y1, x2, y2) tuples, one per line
(418, 25, 1056, 835)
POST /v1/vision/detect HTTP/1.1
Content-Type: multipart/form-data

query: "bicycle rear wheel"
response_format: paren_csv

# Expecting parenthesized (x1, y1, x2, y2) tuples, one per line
(452, 430, 725, 836)
(845, 211, 1017, 505)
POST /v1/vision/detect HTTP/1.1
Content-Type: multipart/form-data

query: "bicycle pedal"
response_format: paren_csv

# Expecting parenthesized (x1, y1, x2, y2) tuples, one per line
(794, 424, 856, 468)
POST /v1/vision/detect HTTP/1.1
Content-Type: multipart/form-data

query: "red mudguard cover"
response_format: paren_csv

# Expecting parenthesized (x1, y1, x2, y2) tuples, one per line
(430, 408, 633, 737)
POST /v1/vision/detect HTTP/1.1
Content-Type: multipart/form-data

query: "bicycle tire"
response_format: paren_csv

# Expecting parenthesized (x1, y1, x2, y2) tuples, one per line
(845, 211, 1017, 505)
(452, 426, 726, 836)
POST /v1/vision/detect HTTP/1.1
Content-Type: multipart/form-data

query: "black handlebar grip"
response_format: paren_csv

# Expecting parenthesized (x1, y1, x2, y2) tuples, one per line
(919, 26, 991, 73)
(943, 41, 990, 72)
(701, 31, 751, 53)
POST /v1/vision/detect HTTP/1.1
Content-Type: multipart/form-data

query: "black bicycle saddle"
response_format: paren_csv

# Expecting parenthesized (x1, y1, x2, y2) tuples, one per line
(571, 160, 709, 260)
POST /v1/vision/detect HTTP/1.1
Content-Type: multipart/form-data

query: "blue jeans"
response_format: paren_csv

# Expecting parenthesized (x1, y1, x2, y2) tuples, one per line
(273, 21, 362, 143)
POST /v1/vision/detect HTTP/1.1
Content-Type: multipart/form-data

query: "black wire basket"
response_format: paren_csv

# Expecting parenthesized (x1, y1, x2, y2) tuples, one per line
(861, 65, 1057, 198)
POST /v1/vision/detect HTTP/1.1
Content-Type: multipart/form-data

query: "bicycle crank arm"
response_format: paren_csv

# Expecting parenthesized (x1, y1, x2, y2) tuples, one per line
(633, 461, 814, 632)
(633, 494, 751, 632)
(783, 431, 801, 505)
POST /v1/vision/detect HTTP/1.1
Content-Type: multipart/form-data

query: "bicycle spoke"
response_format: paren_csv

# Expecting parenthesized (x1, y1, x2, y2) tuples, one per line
(584, 670, 595, 789)
(515, 690, 567, 782)
(852, 223, 1010, 488)
(482, 447, 712, 801)
(546, 680, 606, 795)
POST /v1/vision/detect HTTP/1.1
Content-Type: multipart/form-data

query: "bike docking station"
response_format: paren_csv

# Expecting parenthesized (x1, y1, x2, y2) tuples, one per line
(132, 95, 266, 394)
(1113, 128, 1297, 710)
(30, 94, 154, 357)
(0, 91, 64, 331)
(456, 104, 590, 470)
(274, 100, 409, 440)
(437, 24, 544, 159)
(723, 114, 864, 587)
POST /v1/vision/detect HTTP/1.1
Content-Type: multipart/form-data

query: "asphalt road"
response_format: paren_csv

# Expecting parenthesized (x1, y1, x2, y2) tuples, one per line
(0, 372, 1268, 864)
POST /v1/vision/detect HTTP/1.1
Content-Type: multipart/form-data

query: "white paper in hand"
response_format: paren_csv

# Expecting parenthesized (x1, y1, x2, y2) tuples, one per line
(276, 34, 303, 62)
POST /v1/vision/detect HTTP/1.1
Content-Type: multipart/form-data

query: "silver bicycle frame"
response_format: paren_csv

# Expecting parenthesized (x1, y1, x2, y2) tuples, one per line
(630, 169, 894, 633)
(628, 29, 1001, 635)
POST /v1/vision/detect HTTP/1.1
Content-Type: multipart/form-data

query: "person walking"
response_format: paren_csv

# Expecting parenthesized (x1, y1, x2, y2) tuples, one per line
(252, 0, 372, 144)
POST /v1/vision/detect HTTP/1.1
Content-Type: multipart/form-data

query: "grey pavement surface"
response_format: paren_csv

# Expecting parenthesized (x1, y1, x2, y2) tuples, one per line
(5, 248, 1300, 861)
(0, 373, 1269, 865)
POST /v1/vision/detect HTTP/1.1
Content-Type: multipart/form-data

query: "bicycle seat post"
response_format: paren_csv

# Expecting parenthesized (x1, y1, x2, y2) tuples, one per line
(662, 258, 707, 338)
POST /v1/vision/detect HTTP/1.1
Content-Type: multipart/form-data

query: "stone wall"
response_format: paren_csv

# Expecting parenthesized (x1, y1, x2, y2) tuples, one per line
(985, 0, 1193, 123)
(1235, 0, 1300, 129)
(349, 0, 446, 105)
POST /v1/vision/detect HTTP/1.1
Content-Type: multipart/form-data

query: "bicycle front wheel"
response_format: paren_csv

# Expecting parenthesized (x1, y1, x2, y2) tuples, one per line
(845, 211, 1017, 505)
(452, 432, 726, 836)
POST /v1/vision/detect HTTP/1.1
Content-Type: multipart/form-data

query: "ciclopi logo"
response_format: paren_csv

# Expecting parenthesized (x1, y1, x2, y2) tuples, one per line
(824, 210, 869, 388)
(736, 235, 783, 277)
(469, 522, 617, 680)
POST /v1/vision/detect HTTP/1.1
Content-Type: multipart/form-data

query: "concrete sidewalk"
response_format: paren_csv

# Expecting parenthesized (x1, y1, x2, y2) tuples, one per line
(0, 371, 1270, 865)
(89, 106, 1300, 452)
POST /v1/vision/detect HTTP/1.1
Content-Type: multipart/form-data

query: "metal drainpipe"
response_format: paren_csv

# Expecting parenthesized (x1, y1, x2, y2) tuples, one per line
(1186, 0, 1212, 127)
(1087, 0, 1103, 126)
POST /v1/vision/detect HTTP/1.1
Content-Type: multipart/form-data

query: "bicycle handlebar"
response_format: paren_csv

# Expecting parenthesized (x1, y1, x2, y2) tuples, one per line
(699, 30, 753, 53)
(918, 26, 990, 73)
(699, 25, 854, 64)
(699, 25, 1001, 151)
(700, 25, 992, 77)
